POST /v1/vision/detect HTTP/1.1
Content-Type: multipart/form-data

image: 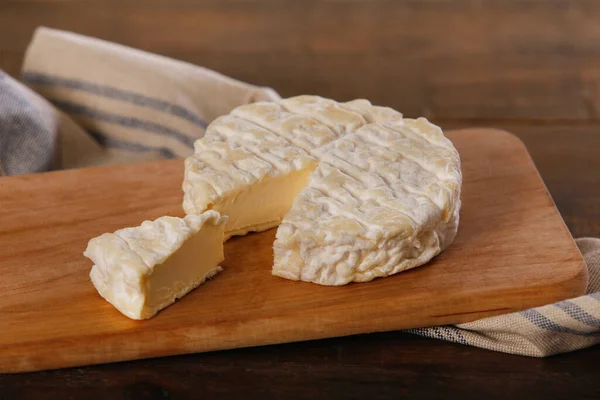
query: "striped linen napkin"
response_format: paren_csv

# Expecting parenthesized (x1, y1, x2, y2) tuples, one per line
(1, 27, 598, 357)
(1, 26, 279, 175)
(408, 237, 600, 356)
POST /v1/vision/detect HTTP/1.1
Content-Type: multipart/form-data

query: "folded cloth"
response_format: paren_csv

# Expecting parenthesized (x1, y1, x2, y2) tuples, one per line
(406, 237, 600, 357)
(5, 26, 279, 174)
(0, 70, 114, 174)
(0, 70, 59, 175)
(0, 27, 598, 357)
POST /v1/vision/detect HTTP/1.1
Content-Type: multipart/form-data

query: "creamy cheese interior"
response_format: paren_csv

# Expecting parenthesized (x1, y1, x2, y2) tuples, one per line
(211, 168, 314, 240)
(182, 96, 461, 286)
(86, 212, 226, 320)
(143, 222, 224, 317)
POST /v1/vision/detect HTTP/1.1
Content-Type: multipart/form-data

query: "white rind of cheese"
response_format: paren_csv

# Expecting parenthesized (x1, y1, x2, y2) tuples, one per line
(273, 119, 461, 285)
(84, 211, 227, 319)
(183, 95, 462, 285)
(182, 114, 318, 238)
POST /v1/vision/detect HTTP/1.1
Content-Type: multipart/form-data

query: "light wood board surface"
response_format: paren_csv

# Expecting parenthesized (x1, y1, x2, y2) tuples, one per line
(0, 128, 587, 373)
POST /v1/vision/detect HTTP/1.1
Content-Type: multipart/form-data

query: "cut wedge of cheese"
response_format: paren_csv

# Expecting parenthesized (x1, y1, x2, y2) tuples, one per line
(84, 211, 227, 319)
(182, 111, 318, 239)
(183, 95, 462, 285)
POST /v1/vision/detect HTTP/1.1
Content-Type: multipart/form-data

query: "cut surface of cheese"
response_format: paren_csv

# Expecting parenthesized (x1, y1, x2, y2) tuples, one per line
(182, 114, 317, 237)
(84, 211, 227, 319)
(183, 96, 462, 285)
(212, 169, 313, 240)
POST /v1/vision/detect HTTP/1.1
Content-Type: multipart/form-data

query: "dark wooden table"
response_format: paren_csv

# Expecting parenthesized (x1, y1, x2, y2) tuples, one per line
(1, 1, 600, 398)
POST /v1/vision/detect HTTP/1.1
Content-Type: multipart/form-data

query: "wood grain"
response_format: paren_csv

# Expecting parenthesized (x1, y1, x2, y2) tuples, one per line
(1, 0, 600, 397)
(2, 333, 600, 400)
(470, 124, 600, 239)
(0, 129, 587, 373)
(2, 0, 600, 121)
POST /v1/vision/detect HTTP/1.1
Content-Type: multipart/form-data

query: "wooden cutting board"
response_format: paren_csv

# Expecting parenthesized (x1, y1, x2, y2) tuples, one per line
(0, 128, 587, 373)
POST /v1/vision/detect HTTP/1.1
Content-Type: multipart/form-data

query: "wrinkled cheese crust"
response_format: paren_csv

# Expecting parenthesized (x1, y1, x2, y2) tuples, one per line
(183, 96, 462, 285)
(84, 211, 227, 319)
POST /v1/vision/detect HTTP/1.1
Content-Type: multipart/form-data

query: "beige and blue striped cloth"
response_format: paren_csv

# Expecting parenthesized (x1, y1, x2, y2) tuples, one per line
(1, 27, 598, 357)
(1, 27, 278, 175)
